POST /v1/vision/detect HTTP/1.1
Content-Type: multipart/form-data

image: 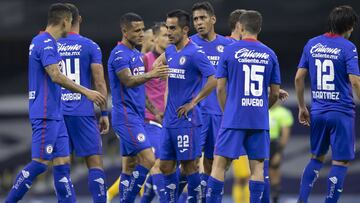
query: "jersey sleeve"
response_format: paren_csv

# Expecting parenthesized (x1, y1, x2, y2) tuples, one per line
(40, 42, 61, 68)
(345, 44, 360, 76)
(111, 51, 131, 73)
(193, 49, 215, 77)
(270, 54, 281, 84)
(215, 50, 228, 78)
(298, 43, 309, 69)
(89, 41, 102, 64)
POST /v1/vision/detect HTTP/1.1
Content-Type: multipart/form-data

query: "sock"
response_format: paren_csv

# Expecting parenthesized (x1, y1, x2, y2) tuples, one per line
(232, 181, 250, 203)
(261, 160, 270, 203)
(249, 180, 264, 203)
(178, 192, 188, 203)
(127, 165, 149, 202)
(177, 168, 187, 197)
(5, 161, 47, 202)
(325, 165, 348, 203)
(206, 176, 224, 203)
(187, 172, 201, 203)
(164, 172, 179, 203)
(200, 173, 209, 202)
(298, 159, 323, 203)
(107, 177, 120, 202)
(119, 173, 131, 202)
(152, 173, 167, 203)
(88, 168, 106, 203)
(53, 164, 76, 203)
(140, 175, 155, 203)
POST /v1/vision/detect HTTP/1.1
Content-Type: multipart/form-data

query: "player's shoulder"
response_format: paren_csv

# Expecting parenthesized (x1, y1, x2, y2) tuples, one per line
(31, 32, 55, 47)
(216, 34, 233, 45)
(189, 34, 201, 44)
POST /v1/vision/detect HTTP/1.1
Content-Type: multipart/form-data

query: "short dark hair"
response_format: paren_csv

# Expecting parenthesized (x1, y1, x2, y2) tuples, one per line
(47, 3, 72, 26)
(192, 1, 215, 16)
(65, 3, 80, 26)
(228, 9, 247, 31)
(327, 5, 358, 34)
(167, 9, 190, 28)
(120, 12, 143, 29)
(239, 10, 262, 34)
(152, 22, 167, 36)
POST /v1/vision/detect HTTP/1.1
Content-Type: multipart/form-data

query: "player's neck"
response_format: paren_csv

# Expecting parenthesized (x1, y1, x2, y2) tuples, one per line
(44, 26, 63, 40)
(70, 25, 80, 34)
(121, 39, 136, 50)
(154, 45, 165, 55)
(175, 37, 190, 51)
(229, 32, 240, 41)
(241, 33, 257, 41)
(199, 30, 216, 41)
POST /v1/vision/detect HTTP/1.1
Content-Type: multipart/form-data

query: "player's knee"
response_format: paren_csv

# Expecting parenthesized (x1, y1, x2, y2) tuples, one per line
(311, 154, 325, 163)
(160, 160, 176, 175)
(137, 148, 155, 169)
(332, 160, 350, 167)
(52, 156, 71, 166)
(181, 160, 199, 175)
(32, 158, 50, 165)
(249, 159, 264, 181)
(85, 155, 103, 169)
(203, 157, 213, 175)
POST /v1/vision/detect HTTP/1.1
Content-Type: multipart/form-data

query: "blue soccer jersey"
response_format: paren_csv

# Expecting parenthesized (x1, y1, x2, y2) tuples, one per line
(28, 32, 63, 120)
(108, 42, 146, 125)
(58, 33, 102, 116)
(298, 33, 359, 114)
(216, 39, 281, 130)
(190, 34, 233, 115)
(163, 41, 215, 128)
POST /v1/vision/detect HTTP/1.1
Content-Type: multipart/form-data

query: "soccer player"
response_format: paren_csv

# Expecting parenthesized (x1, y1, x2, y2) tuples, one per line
(190, 2, 233, 200)
(153, 9, 217, 203)
(107, 13, 168, 203)
(141, 29, 155, 53)
(228, 9, 247, 41)
(5, 3, 106, 203)
(206, 10, 281, 203)
(58, 4, 109, 203)
(140, 22, 169, 203)
(268, 103, 293, 203)
(295, 5, 359, 203)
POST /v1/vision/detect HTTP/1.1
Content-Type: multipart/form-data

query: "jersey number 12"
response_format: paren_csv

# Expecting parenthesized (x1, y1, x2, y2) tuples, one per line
(315, 59, 335, 91)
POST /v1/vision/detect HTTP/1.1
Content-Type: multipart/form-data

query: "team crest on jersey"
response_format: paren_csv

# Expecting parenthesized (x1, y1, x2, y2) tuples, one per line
(46, 144, 53, 154)
(216, 45, 224, 53)
(137, 133, 146, 142)
(179, 56, 186, 65)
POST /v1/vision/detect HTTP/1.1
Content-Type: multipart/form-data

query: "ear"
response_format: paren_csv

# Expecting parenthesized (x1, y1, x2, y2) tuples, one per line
(78, 16, 83, 24)
(183, 25, 189, 34)
(211, 15, 216, 24)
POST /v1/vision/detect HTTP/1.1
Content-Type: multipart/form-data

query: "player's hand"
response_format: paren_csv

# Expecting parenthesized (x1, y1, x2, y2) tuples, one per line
(155, 112, 164, 123)
(279, 89, 289, 101)
(177, 102, 195, 119)
(149, 65, 169, 79)
(85, 90, 106, 107)
(99, 116, 109, 135)
(298, 107, 310, 126)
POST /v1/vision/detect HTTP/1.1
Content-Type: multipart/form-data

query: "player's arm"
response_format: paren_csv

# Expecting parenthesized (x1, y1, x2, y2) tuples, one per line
(177, 75, 216, 118)
(116, 65, 168, 88)
(146, 95, 163, 123)
(294, 68, 310, 126)
(269, 84, 280, 108)
(153, 53, 167, 67)
(45, 64, 106, 107)
(349, 74, 360, 99)
(91, 63, 109, 134)
(217, 78, 227, 112)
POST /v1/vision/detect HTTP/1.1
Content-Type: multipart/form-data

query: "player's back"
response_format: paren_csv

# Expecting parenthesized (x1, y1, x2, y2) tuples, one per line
(190, 34, 233, 115)
(217, 39, 281, 130)
(299, 33, 359, 115)
(28, 32, 63, 120)
(58, 33, 102, 116)
(108, 43, 146, 125)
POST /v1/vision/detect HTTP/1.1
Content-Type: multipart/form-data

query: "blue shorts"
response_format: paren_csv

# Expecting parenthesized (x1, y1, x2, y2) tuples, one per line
(113, 123, 152, 156)
(31, 119, 70, 160)
(214, 128, 269, 160)
(310, 111, 355, 160)
(145, 121, 163, 159)
(63, 115, 102, 157)
(160, 127, 202, 161)
(200, 114, 222, 159)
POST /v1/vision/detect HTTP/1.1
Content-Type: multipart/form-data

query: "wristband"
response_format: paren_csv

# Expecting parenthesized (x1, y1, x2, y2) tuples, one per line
(101, 111, 108, 116)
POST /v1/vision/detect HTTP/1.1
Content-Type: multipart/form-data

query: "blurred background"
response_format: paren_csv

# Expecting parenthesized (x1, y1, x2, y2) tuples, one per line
(0, 0, 360, 202)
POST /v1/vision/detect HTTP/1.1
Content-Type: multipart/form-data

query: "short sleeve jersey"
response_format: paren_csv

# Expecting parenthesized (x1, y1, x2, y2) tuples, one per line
(58, 33, 102, 116)
(298, 33, 359, 115)
(190, 34, 233, 115)
(108, 42, 146, 125)
(28, 32, 63, 120)
(164, 41, 215, 128)
(216, 39, 281, 130)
